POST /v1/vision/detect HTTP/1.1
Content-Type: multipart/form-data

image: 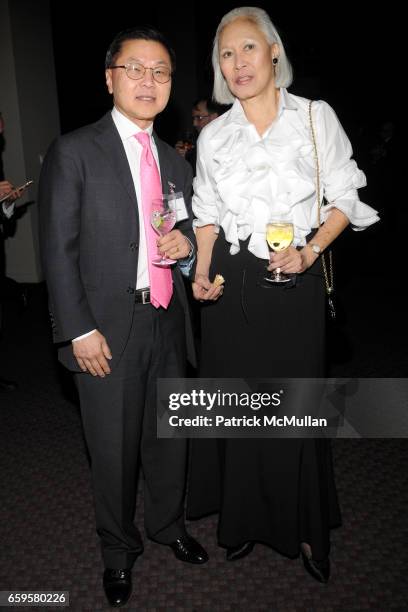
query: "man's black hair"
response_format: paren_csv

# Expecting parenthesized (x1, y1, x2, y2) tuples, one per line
(105, 26, 176, 72)
(193, 97, 230, 115)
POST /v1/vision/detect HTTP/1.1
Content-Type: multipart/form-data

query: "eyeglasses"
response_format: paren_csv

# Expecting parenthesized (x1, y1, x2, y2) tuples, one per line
(109, 63, 172, 84)
(192, 115, 210, 121)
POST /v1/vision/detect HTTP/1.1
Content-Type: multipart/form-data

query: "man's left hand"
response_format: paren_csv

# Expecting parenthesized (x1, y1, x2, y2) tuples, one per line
(157, 229, 191, 260)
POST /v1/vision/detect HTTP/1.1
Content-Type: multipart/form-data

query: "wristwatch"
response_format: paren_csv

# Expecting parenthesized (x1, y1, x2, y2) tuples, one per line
(185, 237, 194, 259)
(307, 242, 322, 255)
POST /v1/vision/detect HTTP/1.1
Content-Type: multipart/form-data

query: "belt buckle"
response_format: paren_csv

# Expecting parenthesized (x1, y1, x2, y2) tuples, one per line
(142, 289, 150, 304)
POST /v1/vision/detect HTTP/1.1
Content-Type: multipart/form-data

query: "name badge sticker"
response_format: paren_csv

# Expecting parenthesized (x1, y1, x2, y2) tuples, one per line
(165, 192, 189, 222)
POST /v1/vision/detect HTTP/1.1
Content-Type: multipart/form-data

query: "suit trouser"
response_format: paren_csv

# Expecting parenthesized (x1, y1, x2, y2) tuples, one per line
(75, 293, 187, 569)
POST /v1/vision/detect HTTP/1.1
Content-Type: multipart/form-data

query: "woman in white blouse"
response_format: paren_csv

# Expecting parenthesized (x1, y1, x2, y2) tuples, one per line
(187, 6, 378, 583)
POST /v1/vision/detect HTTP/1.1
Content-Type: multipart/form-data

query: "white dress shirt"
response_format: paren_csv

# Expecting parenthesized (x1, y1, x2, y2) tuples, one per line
(73, 106, 159, 342)
(193, 88, 379, 260)
(112, 105, 162, 289)
(2, 202, 15, 218)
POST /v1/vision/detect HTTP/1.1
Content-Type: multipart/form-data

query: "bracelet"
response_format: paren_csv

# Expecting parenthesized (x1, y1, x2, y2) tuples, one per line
(184, 237, 194, 258)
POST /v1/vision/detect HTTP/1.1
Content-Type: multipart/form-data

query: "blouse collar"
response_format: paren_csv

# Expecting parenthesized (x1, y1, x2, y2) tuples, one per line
(228, 88, 298, 128)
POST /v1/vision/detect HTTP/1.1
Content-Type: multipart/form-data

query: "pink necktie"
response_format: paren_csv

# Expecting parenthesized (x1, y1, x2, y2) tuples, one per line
(135, 132, 173, 309)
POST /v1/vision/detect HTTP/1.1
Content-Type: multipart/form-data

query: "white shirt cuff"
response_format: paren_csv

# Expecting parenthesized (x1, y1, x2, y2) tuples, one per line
(72, 329, 97, 342)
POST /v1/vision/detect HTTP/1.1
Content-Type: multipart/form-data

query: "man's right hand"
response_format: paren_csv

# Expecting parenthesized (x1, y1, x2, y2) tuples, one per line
(72, 330, 112, 377)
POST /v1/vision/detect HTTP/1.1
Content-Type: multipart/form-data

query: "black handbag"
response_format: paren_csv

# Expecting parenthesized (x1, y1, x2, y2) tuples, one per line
(308, 101, 336, 321)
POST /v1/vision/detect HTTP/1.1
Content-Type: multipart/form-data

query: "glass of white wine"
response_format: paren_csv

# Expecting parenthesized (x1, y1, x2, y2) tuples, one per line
(265, 219, 294, 283)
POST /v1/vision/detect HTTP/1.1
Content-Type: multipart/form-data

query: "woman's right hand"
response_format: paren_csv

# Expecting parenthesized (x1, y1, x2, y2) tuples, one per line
(192, 273, 224, 301)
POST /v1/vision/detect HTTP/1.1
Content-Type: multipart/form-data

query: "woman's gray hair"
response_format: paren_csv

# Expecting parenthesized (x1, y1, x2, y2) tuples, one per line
(212, 6, 293, 104)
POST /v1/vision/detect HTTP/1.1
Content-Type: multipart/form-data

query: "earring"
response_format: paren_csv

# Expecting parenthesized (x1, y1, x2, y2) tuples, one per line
(273, 57, 278, 65)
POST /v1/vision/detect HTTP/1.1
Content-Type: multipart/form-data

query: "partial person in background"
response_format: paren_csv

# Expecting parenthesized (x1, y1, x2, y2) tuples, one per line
(192, 98, 226, 135)
(0, 112, 5, 181)
(0, 180, 22, 391)
(188, 6, 379, 584)
(176, 98, 229, 173)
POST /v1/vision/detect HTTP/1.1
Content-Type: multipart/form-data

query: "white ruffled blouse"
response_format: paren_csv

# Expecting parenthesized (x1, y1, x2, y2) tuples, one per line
(192, 89, 379, 259)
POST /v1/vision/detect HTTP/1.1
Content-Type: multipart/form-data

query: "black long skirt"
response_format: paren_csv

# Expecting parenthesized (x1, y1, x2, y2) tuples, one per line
(187, 231, 341, 561)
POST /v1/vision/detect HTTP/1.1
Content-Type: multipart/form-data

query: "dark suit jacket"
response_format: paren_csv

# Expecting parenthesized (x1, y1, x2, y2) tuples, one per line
(39, 112, 196, 372)
(1, 202, 14, 330)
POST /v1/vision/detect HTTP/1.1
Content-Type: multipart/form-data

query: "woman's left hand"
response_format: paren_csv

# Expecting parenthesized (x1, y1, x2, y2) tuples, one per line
(267, 245, 317, 274)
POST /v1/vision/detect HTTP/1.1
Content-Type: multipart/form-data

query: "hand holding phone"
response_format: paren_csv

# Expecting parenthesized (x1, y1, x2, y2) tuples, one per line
(0, 180, 34, 205)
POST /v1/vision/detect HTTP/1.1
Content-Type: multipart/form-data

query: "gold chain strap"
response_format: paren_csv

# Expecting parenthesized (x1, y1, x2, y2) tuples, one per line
(308, 100, 334, 296)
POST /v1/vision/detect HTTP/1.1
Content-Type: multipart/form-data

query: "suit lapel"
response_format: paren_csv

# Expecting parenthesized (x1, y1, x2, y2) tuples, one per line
(153, 132, 172, 195)
(93, 113, 138, 206)
(93, 117, 173, 201)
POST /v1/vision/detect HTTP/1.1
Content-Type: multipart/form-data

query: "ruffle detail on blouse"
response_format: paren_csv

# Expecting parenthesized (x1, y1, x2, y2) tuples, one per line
(209, 120, 316, 258)
(321, 163, 379, 227)
(321, 198, 379, 229)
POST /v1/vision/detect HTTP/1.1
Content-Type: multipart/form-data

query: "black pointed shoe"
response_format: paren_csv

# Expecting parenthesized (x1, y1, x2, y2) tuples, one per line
(103, 568, 132, 607)
(301, 551, 330, 584)
(169, 535, 209, 564)
(226, 541, 255, 561)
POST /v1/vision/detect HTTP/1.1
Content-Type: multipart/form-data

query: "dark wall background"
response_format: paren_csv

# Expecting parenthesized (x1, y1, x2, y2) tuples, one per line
(50, 0, 400, 167)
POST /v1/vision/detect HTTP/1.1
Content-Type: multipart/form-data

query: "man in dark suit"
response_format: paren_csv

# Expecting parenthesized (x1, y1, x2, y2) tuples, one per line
(39, 27, 207, 608)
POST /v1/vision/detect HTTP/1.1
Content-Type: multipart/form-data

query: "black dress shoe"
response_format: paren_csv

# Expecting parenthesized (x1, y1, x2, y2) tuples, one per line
(0, 377, 18, 392)
(301, 551, 330, 583)
(103, 568, 132, 607)
(169, 535, 209, 564)
(226, 541, 255, 561)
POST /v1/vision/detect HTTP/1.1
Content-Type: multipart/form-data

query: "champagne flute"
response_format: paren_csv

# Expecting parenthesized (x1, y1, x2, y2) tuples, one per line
(151, 197, 177, 266)
(265, 219, 294, 283)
